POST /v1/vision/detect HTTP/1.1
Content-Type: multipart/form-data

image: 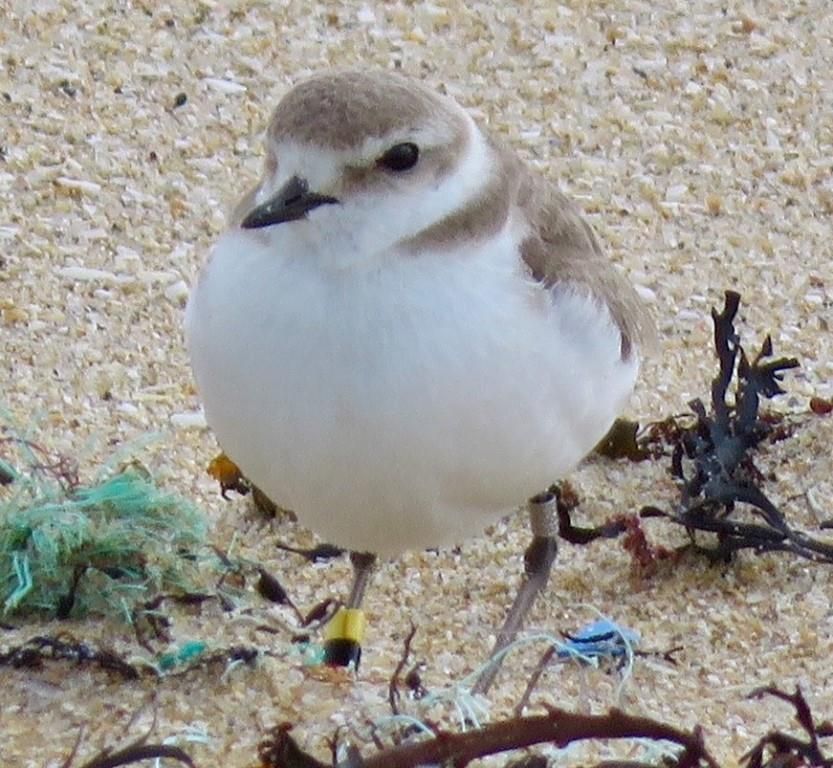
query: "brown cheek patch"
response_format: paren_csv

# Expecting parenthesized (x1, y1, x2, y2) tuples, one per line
(340, 164, 384, 196)
(401, 178, 509, 253)
(400, 155, 513, 254)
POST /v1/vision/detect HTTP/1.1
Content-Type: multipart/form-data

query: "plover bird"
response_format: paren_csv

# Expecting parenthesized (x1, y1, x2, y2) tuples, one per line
(186, 70, 653, 686)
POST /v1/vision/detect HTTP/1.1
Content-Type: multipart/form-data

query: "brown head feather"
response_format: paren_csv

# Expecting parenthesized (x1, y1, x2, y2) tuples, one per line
(267, 70, 466, 150)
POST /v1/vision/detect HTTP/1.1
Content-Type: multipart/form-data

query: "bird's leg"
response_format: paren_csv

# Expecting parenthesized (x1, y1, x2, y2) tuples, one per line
(472, 488, 558, 695)
(323, 551, 377, 668)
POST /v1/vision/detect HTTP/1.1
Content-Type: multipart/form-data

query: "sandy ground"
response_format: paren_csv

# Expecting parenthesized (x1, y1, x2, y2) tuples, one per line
(2, 1, 832, 766)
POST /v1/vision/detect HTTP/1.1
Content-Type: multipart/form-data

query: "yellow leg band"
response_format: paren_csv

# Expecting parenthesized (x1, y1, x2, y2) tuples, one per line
(324, 607, 366, 644)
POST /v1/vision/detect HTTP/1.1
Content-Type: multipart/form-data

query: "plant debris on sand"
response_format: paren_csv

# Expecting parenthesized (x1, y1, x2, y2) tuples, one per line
(589, 290, 832, 569)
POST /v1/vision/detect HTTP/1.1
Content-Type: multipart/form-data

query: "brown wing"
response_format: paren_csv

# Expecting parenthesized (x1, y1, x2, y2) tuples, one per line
(515, 153, 655, 360)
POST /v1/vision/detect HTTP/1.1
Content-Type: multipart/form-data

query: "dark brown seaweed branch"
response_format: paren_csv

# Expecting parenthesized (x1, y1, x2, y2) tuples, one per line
(57, 701, 196, 768)
(0, 631, 271, 680)
(742, 686, 833, 768)
(257, 709, 718, 768)
(640, 291, 832, 565)
(0, 634, 140, 679)
(388, 622, 420, 716)
(77, 744, 195, 768)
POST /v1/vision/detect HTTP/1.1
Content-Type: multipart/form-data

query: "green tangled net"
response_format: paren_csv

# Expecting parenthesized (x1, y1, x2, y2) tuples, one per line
(0, 421, 206, 620)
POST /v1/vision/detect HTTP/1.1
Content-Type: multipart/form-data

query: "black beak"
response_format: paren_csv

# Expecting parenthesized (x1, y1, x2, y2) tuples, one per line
(240, 176, 339, 229)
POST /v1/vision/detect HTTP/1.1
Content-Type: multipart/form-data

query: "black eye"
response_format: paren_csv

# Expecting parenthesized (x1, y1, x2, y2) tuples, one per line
(378, 142, 419, 172)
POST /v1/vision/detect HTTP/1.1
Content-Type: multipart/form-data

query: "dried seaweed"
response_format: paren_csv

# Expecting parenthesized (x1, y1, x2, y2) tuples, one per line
(207, 452, 252, 499)
(594, 418, 650, 461)
(259, 723, 328, 768)
(75, 744, 195, 768)
(275, 542, 345, 562)
(57, 703, 196, 768)
(639, 291, 833, 563)
(159, 643, 264, 676)
(252, 678, 833, 768)
(387, 622, 422, 716)
(0, 634, 140, 679)
(742, 686, 833, 768)
(0, 629, 273, 681)
(207, 452, 295, 520)
(256, 708, 718, 768)
(809, 396, 833, 416)
(553, 481, 630, 545)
